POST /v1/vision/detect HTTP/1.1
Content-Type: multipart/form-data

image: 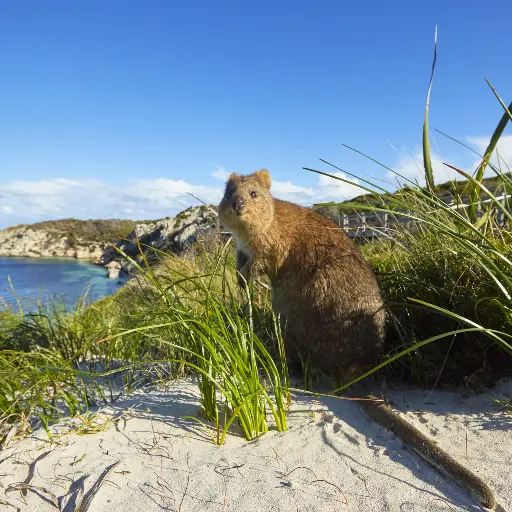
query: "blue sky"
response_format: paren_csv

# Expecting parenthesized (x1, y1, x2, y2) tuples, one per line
(1, 0, 511, 227)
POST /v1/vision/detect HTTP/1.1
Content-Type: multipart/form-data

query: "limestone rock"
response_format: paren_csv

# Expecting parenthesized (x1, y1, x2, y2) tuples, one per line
(106, 206, 218, 267)
(0, 226, 105, 259)
(105, 261, 122, 270)
(107, 268, 121, 279)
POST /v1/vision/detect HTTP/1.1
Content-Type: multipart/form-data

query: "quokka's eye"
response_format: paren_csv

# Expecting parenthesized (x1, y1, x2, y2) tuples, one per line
(250, 191, 257, 198)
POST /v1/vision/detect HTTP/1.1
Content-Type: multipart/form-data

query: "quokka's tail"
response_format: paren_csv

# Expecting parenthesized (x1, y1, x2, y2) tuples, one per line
(359, 394, 496, 510)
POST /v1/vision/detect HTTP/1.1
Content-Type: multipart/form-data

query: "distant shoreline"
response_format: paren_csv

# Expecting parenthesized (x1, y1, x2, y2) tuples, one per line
(0, 254, 97, 261)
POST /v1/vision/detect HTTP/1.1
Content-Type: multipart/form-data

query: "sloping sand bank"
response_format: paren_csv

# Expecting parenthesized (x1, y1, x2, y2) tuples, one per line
(1, 378, 511, 511)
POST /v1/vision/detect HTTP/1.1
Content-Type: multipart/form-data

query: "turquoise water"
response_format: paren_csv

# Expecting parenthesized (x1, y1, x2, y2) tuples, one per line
(0, 257, 129, 310)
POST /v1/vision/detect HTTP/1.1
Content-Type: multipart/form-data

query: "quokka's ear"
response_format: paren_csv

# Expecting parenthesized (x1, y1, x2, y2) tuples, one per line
(254, 169, 271, 190)
(228, 173, 239, 182)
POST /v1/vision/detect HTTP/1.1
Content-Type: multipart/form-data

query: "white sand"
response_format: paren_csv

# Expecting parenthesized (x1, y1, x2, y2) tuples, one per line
(1, 378, 511, 512)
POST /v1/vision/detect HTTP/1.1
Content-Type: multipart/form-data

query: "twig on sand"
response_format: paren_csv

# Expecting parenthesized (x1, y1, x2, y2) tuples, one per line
(281, 466, 318, 479)
(5, 483, 59, 509)
(288, 388, 384, 402)
(0, 498, 20, 510)
(271, 447, 287, 470)
(214, 458, 245, 477)
(309, 479, 349, 505)
(428, 497, 455, 510)
(178, 474, 191, 512)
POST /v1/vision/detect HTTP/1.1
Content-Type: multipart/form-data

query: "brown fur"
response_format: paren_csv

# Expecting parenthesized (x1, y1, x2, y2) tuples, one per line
(218, 169, 497, 510)
(219, 169, 385, 380)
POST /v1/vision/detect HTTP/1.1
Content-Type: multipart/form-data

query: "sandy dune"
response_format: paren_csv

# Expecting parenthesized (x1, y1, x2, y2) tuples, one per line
(1, 378, 511, 511)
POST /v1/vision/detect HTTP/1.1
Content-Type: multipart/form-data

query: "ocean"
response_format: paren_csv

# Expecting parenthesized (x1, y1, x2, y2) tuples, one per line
(0, 257, 129, 311)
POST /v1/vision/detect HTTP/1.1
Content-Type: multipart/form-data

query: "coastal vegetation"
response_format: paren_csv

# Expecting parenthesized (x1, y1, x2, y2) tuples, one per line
(0, 241, 290, 445)
(1, 44, 511, 447)
(306, 60, 512, 391)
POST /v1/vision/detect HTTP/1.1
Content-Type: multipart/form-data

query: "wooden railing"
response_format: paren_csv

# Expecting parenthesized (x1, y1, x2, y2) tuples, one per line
(319, 195, 510, 239)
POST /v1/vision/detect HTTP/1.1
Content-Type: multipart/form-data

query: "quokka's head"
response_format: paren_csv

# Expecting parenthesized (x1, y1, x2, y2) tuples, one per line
(218, 169, 274, 235)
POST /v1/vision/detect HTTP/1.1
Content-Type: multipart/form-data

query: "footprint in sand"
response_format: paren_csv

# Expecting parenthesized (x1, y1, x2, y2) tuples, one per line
(413, 411, 429, 424)
(366, 441, 386, 458)
(342, 431, 360, 446)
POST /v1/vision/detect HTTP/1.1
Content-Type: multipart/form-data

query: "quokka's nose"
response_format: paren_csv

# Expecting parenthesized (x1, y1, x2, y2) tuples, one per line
(232, 197, 244, 214)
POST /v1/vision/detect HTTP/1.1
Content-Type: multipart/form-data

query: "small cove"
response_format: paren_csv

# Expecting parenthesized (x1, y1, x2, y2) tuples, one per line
(0, 256, 129, 310)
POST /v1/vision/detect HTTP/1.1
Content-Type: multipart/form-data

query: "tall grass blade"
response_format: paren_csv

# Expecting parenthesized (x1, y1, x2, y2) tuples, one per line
(485, 78, 512, 122)
(423, 26, 438, 192)
(468, 81, 512, 222)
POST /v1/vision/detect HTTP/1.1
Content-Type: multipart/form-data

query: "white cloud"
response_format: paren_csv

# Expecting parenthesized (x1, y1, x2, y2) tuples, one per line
(0, 178, 90, 197)
(389, 134, 512, 187)
(0, 205, 13, 215)
(212, 165, 230, 182)
(270, 180, 314, 202)
(269, 172, 362, 205)
(123, 178, 222, 208)
(466, 135, 512, 174)
(0, 167, 366, 228)
(5, 134, 509, 229)
(0, 176, 225, 227)
(315, 172, 363, 202)
(392, 150, 451, 185)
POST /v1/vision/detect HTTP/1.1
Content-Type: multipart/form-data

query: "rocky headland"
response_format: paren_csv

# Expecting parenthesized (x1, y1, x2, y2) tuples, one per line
(0, 206, 218, 279)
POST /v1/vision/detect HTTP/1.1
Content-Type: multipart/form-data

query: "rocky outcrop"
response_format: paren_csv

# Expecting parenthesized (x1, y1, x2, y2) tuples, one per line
(104, 261, 122, 279)
(103, 206, 218, 273)
(107, 268, 121, 279)
(0, 226, 105, 260)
